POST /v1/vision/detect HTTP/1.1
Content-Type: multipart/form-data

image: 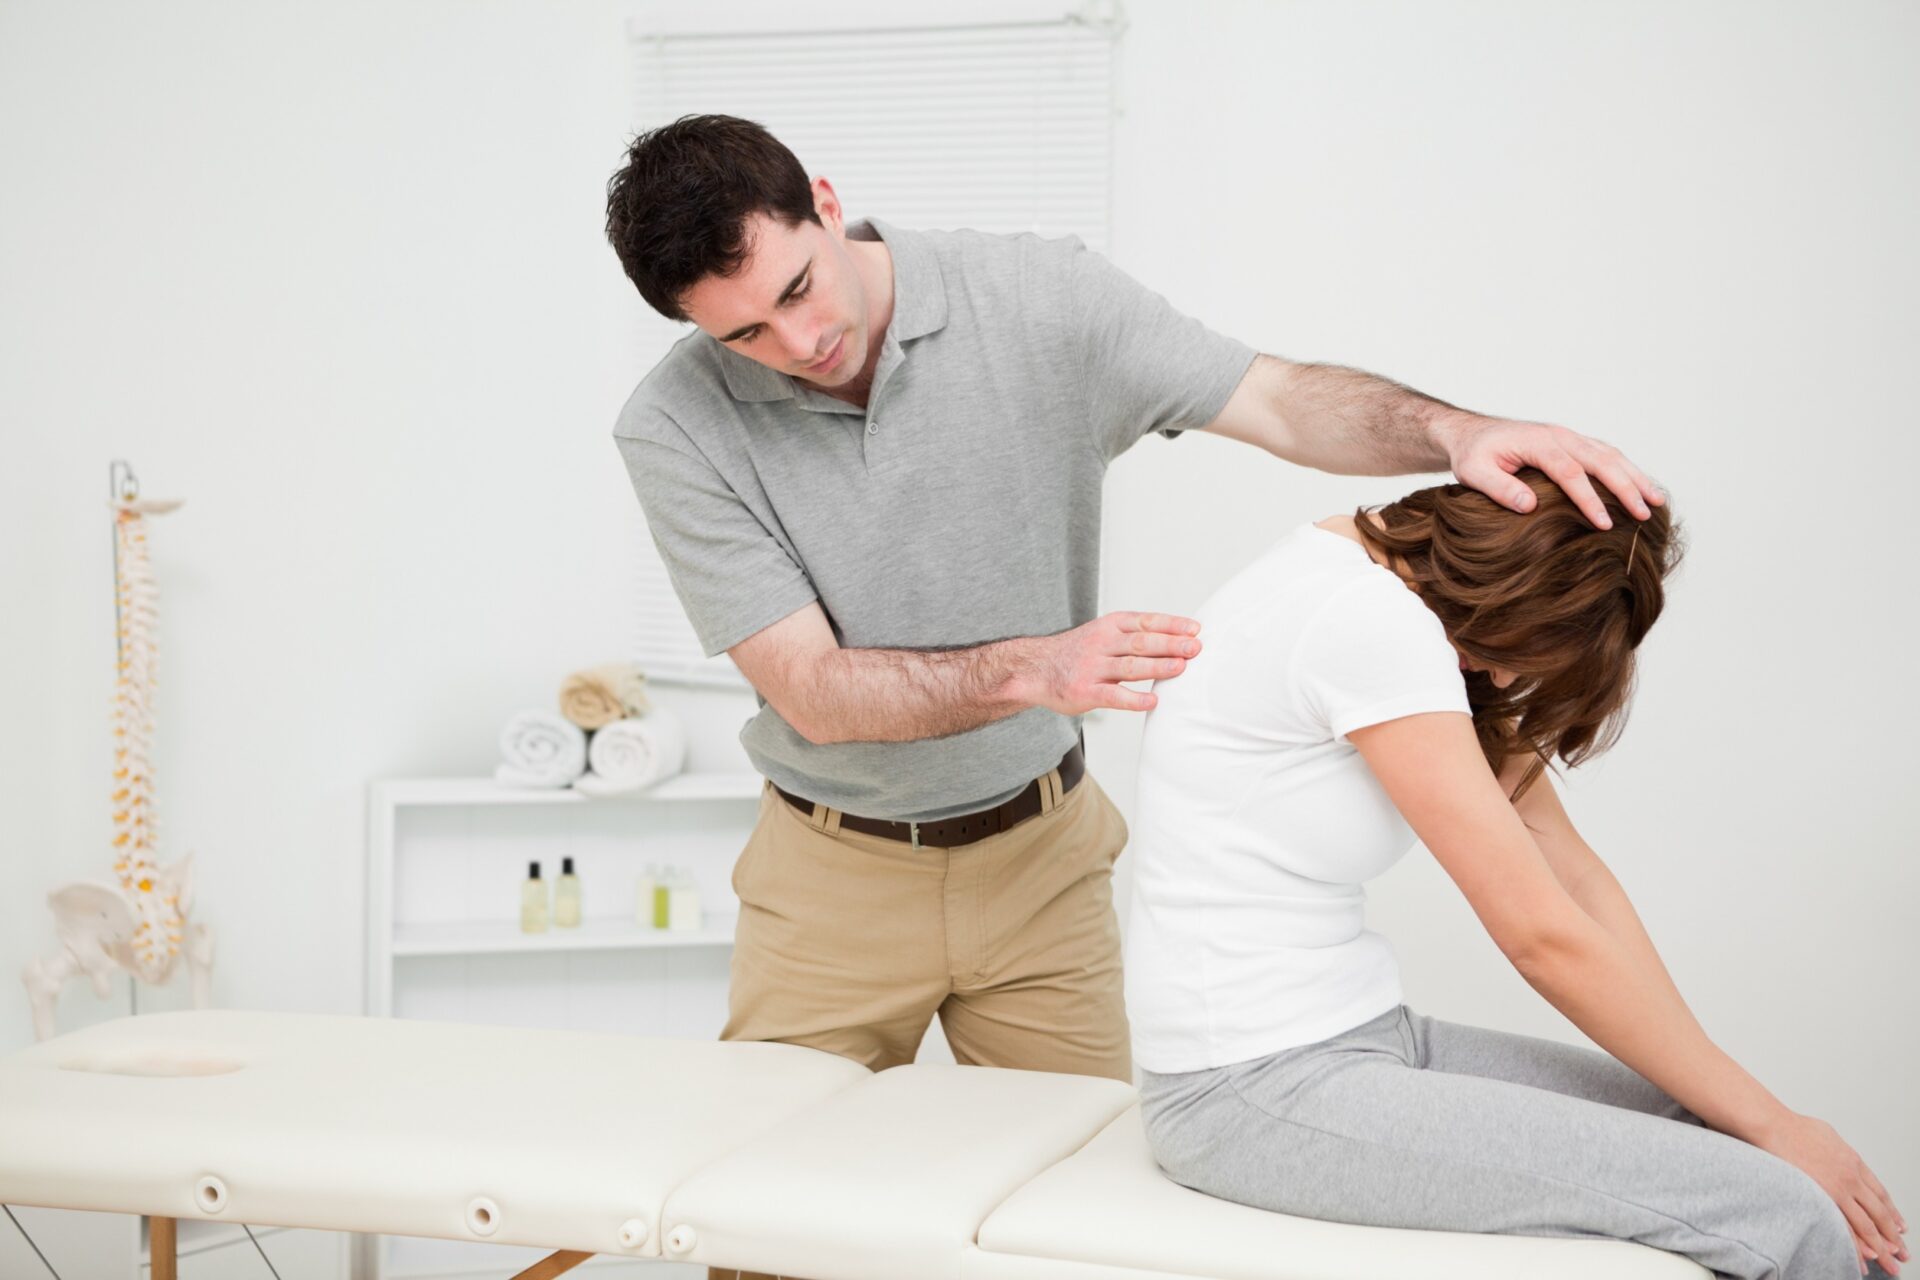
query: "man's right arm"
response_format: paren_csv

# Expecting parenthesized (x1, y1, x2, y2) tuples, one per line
(729, 600, 1202, 744)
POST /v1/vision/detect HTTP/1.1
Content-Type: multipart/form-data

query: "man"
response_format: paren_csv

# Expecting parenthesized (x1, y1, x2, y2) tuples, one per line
(601, 112, 1661, 1254)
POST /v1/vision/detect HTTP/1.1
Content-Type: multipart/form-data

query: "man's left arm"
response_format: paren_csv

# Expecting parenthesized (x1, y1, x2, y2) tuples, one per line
(1200, 353, 1664, 529)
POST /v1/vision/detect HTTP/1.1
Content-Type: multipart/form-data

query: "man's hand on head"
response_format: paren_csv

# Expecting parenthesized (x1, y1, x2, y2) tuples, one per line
(1436, 411, 1665, 530)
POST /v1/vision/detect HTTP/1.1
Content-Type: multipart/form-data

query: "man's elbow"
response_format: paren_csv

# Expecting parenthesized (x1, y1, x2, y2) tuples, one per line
(795, 713, 837, 746)
(782, 654, 837, 745)
(730, 642, 835, 745)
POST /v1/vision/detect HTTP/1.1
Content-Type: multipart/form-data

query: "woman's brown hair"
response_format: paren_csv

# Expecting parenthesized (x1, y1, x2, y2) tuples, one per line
(1352, 467, 1684, 801)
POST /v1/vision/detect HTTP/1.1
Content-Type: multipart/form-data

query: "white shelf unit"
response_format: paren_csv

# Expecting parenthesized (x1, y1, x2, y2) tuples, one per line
(366, 770, 761, 1016)
(362, 683, 765, 1280)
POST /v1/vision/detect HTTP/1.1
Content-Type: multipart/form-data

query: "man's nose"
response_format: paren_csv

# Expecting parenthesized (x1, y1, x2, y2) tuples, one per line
(772, 317, 819, 365)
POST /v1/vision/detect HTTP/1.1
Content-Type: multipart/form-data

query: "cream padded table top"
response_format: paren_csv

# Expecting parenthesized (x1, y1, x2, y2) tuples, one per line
(0, 1010, 1711, 1279)
(972, 1103, 1711, 1280)
(0, 1009, 868, 1259)
(659, 1058, 1135, 1277)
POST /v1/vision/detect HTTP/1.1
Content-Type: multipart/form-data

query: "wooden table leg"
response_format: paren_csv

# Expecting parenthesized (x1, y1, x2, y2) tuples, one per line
(508, 1252, 592, 1280)
(148, 1216, 176, 1280)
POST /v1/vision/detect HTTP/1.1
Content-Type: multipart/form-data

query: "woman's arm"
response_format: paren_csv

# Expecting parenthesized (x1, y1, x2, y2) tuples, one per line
(1354, 711, 1908, 1272)
(1496, 753, 1695, 1018)
(1350, 710, 1789, 1139)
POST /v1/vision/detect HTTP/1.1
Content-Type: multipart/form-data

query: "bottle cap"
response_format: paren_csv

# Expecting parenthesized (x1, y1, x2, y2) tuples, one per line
(562, 856, 575, 875)
(528, 860, 540, 878)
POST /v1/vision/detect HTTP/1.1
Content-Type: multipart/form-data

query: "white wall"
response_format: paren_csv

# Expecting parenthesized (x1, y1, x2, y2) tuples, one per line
(1096, 0, 1919, 1197)
(1, 0, 1912, 1228)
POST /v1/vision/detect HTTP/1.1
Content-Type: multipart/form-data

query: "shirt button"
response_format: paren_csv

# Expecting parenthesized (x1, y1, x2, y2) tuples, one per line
(867, 420, 878, 434)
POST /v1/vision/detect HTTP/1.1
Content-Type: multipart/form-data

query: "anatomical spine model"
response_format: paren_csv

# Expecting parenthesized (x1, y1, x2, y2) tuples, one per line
(22, 470, 214, 1041)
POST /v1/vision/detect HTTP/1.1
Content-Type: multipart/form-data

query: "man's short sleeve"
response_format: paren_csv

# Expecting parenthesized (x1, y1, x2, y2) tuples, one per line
(1293, 575, 1472, 743)
(1067, 238, 1259, 464)
(613, 433, 818, 658)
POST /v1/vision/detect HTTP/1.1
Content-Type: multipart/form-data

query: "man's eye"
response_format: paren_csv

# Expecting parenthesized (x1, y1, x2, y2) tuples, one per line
(731, 279, 809, 343)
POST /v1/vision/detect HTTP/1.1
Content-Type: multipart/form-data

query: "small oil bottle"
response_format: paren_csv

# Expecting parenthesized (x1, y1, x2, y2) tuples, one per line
(634, 862, 658, 928)
(667, 867, 702, 932)
(520, 860, 549, 933)
(554, 856, 582, 929)
(652, 863, 674, 929)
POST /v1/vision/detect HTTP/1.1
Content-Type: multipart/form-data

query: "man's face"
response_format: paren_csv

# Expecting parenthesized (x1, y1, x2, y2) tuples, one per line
(680, 195, 870, 390)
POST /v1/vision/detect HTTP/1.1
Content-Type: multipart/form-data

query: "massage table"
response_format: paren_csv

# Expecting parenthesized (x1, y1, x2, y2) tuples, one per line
(0, 1010, 1711, 1280)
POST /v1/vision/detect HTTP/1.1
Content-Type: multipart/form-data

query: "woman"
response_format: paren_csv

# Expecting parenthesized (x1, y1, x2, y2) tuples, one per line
(1124, 469, 1906, 1280)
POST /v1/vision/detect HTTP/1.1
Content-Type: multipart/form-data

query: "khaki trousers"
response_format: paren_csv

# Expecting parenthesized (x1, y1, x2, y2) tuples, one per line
(709, 764, 1134, 1280)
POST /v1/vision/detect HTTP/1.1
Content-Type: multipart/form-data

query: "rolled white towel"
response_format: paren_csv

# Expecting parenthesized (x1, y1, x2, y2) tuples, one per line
(493, 709, 588, 788)
(572, 709, 688, 796)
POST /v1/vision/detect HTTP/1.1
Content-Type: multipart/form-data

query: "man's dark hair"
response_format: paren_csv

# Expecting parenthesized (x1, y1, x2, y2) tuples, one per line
(604, 114, 821, 322)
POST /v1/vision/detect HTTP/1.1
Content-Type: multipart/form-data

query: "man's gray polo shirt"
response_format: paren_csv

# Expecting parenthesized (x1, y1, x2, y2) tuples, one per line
(612, 216, 1256, 822)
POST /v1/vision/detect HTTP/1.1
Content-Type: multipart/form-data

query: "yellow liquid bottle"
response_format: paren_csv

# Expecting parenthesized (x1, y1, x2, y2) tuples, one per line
(634, 864, 657, 927)
(519, 860, 549, 933)
(652, 864, 673, 929)
(554, 856, 581, 929)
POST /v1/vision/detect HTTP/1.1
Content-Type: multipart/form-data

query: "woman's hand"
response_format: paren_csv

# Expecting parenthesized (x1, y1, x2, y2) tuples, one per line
(1754, 1111, 1908, 1275)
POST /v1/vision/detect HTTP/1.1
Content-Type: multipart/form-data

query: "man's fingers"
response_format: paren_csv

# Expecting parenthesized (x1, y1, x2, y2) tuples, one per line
(1109, 654, 1188, 682)
(1115, 613, 1202, 651)
(1116, 612, 1199, 634)
(1573, 440, 1659, 520)
(1586, 458, 1653, 521)
(1457, 458, 1537, 514)
(1630, 463, 1666, 508)
(1540, 454, 1611, 528)
(1138, 612, 1201, 637)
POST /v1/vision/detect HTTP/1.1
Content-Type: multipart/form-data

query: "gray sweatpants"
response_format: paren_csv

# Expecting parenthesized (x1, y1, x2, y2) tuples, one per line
(1138, 1004, 1865, 1280)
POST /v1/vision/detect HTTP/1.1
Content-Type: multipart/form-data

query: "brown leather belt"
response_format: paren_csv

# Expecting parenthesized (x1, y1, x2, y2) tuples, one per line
(772, 732, 1085, 850)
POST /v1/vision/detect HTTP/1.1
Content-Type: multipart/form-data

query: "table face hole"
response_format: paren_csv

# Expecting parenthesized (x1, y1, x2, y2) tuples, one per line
(59, 1051, 244, 1077)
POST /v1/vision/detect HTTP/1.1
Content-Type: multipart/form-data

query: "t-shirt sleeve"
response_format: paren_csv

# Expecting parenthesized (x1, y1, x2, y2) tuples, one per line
(613, 432, 819, 659)
(1066, 237, 1259, 464)
(1293, 575, 1471, 742)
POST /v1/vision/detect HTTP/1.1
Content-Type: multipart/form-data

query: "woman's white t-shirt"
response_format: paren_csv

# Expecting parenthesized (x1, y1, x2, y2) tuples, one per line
(1125, 521, 1472, 1073)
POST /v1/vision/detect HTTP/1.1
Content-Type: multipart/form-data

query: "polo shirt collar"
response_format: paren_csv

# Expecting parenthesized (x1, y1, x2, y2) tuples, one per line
(716, 215, 947, 404)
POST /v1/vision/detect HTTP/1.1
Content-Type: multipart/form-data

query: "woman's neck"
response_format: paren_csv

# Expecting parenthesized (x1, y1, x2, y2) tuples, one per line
(1313, 513, 1413, 585)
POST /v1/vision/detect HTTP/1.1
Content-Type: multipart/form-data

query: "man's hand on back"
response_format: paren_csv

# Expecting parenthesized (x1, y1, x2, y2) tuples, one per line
(1016, 612, 1202, 717)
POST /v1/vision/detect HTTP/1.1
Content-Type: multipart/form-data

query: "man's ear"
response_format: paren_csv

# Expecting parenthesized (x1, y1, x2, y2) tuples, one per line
(812, 175, 844, 235)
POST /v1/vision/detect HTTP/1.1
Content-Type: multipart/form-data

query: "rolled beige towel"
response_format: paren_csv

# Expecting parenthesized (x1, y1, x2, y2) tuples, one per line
(558, 661, 652, 730)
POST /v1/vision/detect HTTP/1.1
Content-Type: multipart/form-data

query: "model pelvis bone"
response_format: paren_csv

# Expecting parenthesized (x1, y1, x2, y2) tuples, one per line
(25, 854, 213, 1041)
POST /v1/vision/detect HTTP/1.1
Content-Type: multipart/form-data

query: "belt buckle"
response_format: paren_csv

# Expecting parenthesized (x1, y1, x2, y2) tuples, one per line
(909, 820, 922, 850)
